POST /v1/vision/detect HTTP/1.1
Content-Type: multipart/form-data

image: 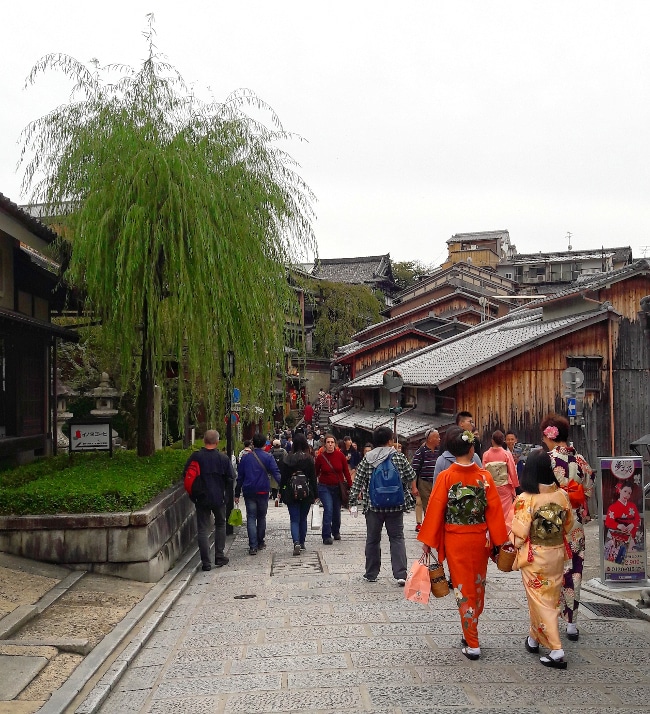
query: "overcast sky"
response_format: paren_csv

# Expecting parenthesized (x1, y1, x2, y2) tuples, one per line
(2, 1, 650, 265)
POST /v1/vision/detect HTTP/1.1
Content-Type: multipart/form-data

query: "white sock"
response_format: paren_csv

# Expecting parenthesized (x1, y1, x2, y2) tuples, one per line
(566, 623, 578, 635)
(528, 636, 538, 647)
(549, 649, 565, 660)
(465, 646, 480, 655)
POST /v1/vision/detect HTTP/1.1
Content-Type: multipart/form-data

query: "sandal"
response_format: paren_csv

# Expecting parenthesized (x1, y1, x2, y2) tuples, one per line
(540, 655, 567, 669)
(461, 647, 480, 661)
(525, 637, 539, 654)
(566, 629, 579, 642)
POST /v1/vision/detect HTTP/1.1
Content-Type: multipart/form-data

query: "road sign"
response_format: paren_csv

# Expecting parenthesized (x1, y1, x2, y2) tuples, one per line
(567, 397, 577, 417)
(232, 388, 241, 403)
(561, 367, 584, 390)
(383, 369, 403, 393)
(232, 402, 241, 413)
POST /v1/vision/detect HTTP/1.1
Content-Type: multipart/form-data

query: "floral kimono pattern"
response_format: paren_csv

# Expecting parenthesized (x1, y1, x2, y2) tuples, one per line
(548, 445, 594, 624)
(511, 487, 574, 650)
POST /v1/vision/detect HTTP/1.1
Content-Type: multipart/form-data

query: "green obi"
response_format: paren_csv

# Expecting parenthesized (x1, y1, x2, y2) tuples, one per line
(530, 503, 567, 546)
(445, 482, 487, 525)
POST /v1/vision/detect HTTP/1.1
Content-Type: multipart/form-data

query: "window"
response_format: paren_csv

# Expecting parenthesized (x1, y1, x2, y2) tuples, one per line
(567, 356, 602, 391)
(505, 272, 512, 280)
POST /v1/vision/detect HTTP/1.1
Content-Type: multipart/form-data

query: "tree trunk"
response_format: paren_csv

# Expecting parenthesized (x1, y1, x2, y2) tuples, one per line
(137, 300, 155, 457)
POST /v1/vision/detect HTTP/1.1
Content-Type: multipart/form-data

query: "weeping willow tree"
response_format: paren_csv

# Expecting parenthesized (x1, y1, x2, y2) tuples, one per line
(20, 20, 316, 455)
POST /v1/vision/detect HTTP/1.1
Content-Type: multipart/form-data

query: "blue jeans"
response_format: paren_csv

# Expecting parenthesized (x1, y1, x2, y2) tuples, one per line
(317, 484, 341, 540)
(287, 500, 312, 545)
(243, 493, 269, 549)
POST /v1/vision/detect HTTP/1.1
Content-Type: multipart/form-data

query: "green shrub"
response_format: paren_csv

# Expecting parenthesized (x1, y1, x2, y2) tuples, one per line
(0, 449, 195, 515)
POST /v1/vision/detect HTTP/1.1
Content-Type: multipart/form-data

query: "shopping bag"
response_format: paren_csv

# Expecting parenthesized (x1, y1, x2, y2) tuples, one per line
(227, 507, 243, 527)
(404, 555, 431, 605)
(310, 504, 323, 530)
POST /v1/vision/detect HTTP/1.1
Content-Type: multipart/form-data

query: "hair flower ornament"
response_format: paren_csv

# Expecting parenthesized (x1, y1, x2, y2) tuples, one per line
(461, 430, 475, 443)
(543, 425, 559, 440)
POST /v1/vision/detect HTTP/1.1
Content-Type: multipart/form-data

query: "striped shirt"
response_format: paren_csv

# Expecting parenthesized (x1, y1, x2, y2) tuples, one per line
(411, 445, 440, 481)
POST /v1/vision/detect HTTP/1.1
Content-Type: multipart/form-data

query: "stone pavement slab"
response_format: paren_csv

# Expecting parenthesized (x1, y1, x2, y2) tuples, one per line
(94, 501, 650, 713)
(0, 654, 48, 699)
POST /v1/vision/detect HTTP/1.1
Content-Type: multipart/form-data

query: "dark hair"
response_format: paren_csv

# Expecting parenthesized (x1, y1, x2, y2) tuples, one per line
(455, 411, 473, 426)
(364, 442, 373, 450)
(373, 425, 394, 447)
(505, 430, 517, 439)
(337, 439, 346, 450)
(520, 448, 558, 494)
(243, 440, 252, 448)
(492, 430, 505, 447)
(292, 433, 309, 453)
(444, 426, 474, 457)
(540, 414, 569, 442)
(252, 433, 266, 448)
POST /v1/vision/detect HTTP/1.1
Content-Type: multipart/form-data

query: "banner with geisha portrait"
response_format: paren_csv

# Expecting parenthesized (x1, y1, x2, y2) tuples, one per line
(598, 457, 646, 583)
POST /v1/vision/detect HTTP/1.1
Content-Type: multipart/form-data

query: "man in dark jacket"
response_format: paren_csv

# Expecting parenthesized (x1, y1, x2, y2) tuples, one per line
(183, 430, 235, 571)
(235, 433, 280, 555)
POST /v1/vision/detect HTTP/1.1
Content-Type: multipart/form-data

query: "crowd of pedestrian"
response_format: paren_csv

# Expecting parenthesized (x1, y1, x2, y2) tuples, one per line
(183, 402, 594, 672)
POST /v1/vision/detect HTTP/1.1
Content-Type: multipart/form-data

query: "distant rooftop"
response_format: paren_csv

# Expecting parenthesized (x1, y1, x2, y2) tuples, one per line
(447, 230, 510, 245)
(503, 246, 632, 266)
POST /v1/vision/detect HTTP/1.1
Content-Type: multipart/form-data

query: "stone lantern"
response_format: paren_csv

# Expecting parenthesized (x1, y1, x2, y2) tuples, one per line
(55, 370, 77, 449)
(88, 372, 122, 446)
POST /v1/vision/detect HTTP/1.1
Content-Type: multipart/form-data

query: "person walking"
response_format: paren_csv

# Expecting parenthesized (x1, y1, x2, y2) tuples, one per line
(348, 426, 417, 585)
(280, 433, 318, 555)
(418, 426, 507, 660)
(303, 401, 314, 427)
(481, 430, 519, 528)
(411, 428, 441, 530)
(510, 449, 575, 669)
(540, 414, 594, 641)
(315, 434, 352, 544)
(183, 430, 235, 571)
(270, 439, 287, 502)
(235, 432, 280, 555)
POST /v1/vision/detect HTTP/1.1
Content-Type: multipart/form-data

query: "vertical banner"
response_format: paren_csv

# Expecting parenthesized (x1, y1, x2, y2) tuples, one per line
(598, 457, 646, 583)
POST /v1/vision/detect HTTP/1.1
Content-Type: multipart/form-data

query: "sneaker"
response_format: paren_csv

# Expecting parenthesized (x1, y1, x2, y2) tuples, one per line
(323, 538, 334, 545)
(299, 543, 306, 550)
(215, 556, 229, 568)
(396, 578, 406, 587)
(201, 564, 211, 571)
(249, 547, 258, 556)
(293, 542, 301, 556)
(333, 534, 341, 540)
(415, 523, 422, 532)
(363, 574, 378, 583)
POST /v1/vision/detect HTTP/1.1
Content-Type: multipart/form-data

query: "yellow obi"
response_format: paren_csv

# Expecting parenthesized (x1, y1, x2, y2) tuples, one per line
(529, 503, 568, 547)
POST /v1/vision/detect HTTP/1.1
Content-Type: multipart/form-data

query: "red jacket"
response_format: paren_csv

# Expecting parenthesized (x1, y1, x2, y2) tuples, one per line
(315, 448, 352, 487)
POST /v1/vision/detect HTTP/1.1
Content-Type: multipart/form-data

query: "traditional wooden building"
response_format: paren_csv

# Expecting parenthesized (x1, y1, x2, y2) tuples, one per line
(0, 193, 77, 465)
(440, 229, 514, 270)
(340, 260, 650, 461)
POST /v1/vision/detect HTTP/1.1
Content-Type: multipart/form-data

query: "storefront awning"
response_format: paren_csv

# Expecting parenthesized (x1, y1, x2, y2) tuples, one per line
(328, 408, 451, 441)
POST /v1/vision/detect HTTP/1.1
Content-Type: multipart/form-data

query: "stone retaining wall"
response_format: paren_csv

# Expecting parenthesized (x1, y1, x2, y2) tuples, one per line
(0, 483, 196, 582)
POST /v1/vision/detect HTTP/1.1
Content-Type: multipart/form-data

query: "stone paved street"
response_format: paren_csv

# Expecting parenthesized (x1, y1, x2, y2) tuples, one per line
(97, 504, 650, 714)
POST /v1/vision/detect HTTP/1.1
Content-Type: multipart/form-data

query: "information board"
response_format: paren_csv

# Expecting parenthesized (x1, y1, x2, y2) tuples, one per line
(69, 421, 113, 454)
(598, 456, 646, 583)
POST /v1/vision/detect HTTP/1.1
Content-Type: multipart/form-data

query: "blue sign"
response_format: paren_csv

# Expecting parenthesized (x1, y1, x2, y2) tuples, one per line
(567, 397, 577, 417)
(232, 388, 241, 403)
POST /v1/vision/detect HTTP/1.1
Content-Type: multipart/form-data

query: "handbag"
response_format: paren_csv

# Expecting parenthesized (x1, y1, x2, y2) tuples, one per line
(322, 454, 350, 507)
(496, 542, 517, 572)
(404, 554, 432, 605)
(310, 504, 323, 530)
(227, 507, 243, 527)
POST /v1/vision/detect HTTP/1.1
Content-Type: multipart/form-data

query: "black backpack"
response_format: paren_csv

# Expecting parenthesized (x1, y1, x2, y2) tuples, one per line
(290, 469, 310, 500)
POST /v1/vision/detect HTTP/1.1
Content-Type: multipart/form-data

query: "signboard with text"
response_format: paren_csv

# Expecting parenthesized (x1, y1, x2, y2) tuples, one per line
(598, 457, 646, 583)
(69, 421, 113, 454)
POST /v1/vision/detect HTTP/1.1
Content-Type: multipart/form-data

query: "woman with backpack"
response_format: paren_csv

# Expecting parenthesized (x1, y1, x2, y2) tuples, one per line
(481, 430, 519, 528)
(418, 426, 508, 661)
(540, 414, 594, 642)
(510, 448, 575, 669)
(280, 433, 318, 556)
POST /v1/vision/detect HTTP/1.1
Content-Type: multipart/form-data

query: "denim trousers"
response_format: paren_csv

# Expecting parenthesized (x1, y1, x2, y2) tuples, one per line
(317, 484, 341, 540)
(196, 504, 226, 567)
(364, 509, 408, 580)
(286, 500, 312, 545)
(243, 493, 269, 549)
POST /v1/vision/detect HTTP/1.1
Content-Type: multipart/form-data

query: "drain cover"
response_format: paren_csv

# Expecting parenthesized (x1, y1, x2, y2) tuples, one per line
(271, 552, 323, 576)
(234, 594, 257, 600)
(582, 601, 637, 618)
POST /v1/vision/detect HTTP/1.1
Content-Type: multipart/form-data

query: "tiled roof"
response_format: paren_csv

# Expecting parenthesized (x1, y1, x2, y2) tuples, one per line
(312, 255, 392, 285)
(329, 408, 451, 439)
(332, 327, 436, 364)
(0, 193, 59, 244)
(503, 246, 633, 266)
(447, 230, 510, 244)
(345, 302, 616, 391)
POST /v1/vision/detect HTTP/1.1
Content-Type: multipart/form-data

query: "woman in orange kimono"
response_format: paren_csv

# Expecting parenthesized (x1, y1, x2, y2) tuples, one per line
(418, 426, 508, 660)
(510, 449, 575, 669)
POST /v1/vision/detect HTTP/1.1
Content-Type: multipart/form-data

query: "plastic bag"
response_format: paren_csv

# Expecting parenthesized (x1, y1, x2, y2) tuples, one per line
(311, 504, 323, 530)
(227, 507, 243, 527)
(404, 554, 431, 605)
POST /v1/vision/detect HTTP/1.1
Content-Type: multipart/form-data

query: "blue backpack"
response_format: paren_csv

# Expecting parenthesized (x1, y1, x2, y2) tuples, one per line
(369, 455, 404, 508)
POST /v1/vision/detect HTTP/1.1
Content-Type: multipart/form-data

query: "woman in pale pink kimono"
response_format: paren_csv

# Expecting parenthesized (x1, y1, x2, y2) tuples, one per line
(481, 430, 519, 529)
(511, 449, 575, 669)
